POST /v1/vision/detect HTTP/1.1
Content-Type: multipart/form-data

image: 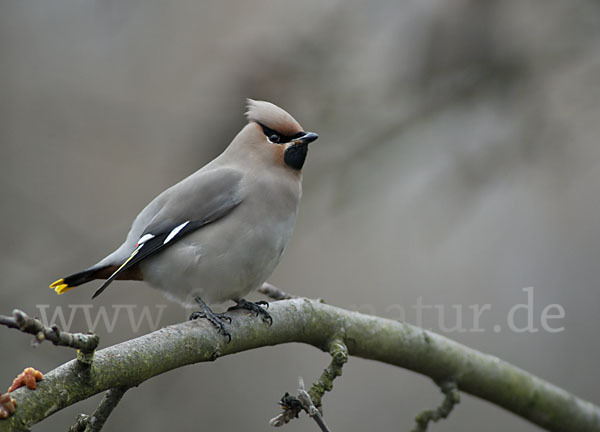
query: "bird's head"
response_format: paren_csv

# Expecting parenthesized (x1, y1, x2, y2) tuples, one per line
(238, 99, 319, 171)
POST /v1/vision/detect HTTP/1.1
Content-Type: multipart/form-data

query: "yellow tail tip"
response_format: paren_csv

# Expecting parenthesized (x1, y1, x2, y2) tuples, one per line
(49, 279, 64, 288)
(49, 279, 74, 294)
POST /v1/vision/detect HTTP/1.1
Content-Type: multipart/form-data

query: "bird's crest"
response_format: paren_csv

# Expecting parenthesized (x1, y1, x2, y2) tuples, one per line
(245, 99, 303, 136)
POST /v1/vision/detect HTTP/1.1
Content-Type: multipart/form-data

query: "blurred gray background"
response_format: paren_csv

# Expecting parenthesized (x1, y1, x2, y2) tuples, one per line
(2, 0, 600, 430)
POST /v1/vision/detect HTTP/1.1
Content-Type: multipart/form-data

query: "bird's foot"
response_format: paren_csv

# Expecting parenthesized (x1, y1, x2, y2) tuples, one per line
(227, 299, 272, 326)
(190, 297, 232, 342)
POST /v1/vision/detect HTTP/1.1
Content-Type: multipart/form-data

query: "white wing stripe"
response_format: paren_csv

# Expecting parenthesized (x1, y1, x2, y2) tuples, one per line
(164, 221, 190, 244)
(137, 233, 155, 245)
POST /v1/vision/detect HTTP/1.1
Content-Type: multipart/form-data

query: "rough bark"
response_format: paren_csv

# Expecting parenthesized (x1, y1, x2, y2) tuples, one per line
(1, 299, 598, 431)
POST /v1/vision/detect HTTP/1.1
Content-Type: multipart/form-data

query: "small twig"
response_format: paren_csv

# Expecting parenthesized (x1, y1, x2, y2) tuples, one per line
(258, 282, 296, 300)
(270, 338, 347, 428)
(307, 339, 347, 409)
(411, 381, 460, 432)
(0, 309, 99, 355)
(271, 378, 332, 431)
(297, 378, 331, 432)
(69, 387, 128, 432)
(69, 414, 90, 432)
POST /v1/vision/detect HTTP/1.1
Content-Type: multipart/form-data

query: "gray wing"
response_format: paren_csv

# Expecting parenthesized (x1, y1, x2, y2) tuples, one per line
(92, 167, 244, 298)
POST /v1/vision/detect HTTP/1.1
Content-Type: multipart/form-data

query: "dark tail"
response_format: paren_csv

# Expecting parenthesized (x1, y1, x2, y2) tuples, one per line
(49, 267, 102, 294)
(50, 263, 141, 296)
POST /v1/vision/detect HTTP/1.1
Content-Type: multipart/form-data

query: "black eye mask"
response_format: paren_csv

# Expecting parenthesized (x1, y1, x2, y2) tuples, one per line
(257, 122, 305, 144)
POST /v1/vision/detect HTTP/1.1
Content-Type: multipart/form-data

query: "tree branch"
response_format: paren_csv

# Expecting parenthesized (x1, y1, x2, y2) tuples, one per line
(270, 338, 347, 428)
(271, 338, 347, 427)
(297, 377, 331, 432)
(0, 309, 99, 356)
(68, 387, 128, 432)
(411, 381, 460, 431)
(258, 282, 296, 300)
(0, 299, 598, 432)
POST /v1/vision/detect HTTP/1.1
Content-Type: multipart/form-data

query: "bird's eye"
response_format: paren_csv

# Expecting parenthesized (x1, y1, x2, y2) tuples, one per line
(259, 123, 285, 144)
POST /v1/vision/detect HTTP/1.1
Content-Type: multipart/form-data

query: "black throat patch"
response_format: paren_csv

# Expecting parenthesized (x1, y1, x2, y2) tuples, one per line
(284, 144, 308, 170)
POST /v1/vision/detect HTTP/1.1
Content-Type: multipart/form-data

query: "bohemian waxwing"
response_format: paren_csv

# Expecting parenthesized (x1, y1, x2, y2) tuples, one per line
(50, 100, 319, 339)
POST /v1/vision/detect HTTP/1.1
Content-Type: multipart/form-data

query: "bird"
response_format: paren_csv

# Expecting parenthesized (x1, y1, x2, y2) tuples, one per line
(49, 99, 318, 340)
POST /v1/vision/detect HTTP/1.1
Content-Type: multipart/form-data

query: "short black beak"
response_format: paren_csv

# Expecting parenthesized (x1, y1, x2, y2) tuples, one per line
(292, 131, 319, 145)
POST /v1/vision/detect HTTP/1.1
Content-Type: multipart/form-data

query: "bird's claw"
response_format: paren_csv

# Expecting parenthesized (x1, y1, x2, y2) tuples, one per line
(228, 299, 273, 326)
(190, 297, 232, 342)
